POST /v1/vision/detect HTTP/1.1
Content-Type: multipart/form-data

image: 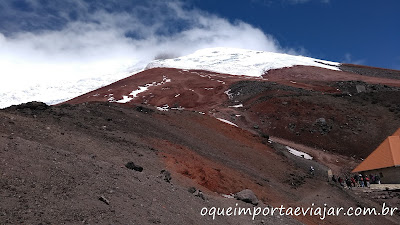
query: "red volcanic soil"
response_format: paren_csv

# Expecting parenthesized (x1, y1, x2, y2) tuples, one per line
(148, 113, 289, 205)
(65, 66, 400, 162)
(64, 66, 400, 110)
(265, 65, 400, 84)
(264, 65, 400, 91)
(65, 68, 264, 113)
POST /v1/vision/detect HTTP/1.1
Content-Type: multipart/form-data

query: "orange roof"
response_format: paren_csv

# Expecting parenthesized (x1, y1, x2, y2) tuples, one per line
(352, 129, 400, 173)
(393, 128, 400, 136)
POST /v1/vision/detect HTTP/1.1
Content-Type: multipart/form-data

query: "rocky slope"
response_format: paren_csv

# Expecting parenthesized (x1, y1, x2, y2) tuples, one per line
(1, 102, 399, 225)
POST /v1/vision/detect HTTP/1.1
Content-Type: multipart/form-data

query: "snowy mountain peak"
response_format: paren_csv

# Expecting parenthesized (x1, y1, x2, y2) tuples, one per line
(146, 47, 341, 77)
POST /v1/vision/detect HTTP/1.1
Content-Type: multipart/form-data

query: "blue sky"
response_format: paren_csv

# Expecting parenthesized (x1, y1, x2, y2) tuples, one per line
(0, 0, 399, 82)
(191, 0, 400, 69)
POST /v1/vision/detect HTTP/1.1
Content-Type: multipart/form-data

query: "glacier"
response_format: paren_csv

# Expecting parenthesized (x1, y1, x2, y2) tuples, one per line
(146, 47, 340, 77)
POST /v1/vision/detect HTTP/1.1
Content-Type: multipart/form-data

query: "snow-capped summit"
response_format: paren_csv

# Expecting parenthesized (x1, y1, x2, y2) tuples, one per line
(0, 47, 342, 109)
(146, 47, 341, 77)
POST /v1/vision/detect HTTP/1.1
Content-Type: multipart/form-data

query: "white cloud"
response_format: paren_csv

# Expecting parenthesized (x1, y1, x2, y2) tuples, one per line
(342, 53, 365, 65)
(0, 0, 287, 108)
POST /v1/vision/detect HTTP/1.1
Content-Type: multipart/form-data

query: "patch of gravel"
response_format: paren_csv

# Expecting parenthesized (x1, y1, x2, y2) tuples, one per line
(228, 80, 311, 103)
(331, 80, 400, 95)
(340, 64, 400, 80)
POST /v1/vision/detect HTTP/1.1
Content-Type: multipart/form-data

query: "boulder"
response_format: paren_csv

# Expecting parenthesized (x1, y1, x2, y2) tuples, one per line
(188, 187, 197, 194)
(193, 189, 206, 200)
(234, 189, 259, 205)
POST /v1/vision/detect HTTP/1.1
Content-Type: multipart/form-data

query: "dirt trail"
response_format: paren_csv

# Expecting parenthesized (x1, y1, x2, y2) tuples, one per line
(270, 136, 359, 176)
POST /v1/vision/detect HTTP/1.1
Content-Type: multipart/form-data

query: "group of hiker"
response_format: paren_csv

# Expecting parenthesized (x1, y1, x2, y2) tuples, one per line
(331, 174, 381, 189)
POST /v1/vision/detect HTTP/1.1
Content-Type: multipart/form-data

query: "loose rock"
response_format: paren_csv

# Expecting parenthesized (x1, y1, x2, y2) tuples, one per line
(160, 170, 171, 182)
(99, 195, 110, 205)
(125, 162, 143, 172)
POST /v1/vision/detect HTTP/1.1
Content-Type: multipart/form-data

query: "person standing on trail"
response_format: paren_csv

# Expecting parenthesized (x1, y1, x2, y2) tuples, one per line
(354, 174, 359, 187)
(359, 175, 364, 187)
(375, 174, 381, 184)
(365, 176, 370, 187)
(338, 177, 344, 187)
(332, 175, 337, 183)
(351, 177, 356, 187)
(346, 178, 352, 189)
(309, 166, 315, 175)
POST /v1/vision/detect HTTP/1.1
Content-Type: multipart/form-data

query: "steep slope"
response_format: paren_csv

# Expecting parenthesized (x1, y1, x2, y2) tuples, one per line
(1, 102, 399, 225)
(1, 102, 298, 225)
(64, 68, 253, 111)
(65, 64, 400, 160)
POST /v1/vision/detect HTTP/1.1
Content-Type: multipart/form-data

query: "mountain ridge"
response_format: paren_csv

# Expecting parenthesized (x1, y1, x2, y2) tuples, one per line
(2, 47, 400, 224)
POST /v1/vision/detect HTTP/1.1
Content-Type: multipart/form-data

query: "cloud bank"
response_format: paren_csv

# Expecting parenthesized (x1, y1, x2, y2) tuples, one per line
(0, 0, 284, 108)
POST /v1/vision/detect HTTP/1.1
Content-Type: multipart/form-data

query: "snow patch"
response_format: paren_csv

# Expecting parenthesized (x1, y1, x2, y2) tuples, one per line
(217, 80, 226, 84)
(224, 89, 233, 100)
(112, 76, 171, 103)
(115, 86, 149, 103)
(221, 194, 234, 199)
(217, 118, 238, 127)
(171, 106, 185, 110)
(157, 104, 170, 111)
(228, 104, 243, 108)
(286, 146, 313, 160)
